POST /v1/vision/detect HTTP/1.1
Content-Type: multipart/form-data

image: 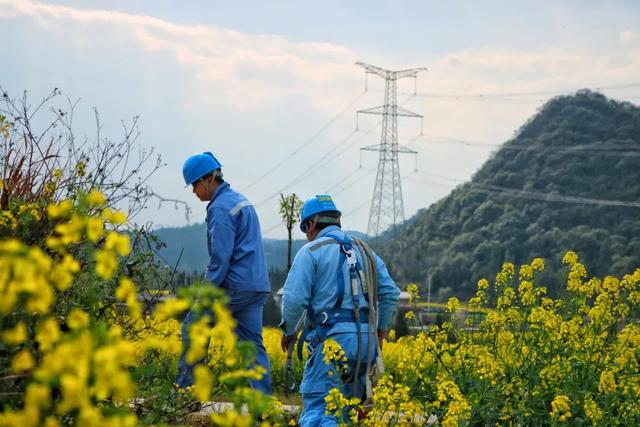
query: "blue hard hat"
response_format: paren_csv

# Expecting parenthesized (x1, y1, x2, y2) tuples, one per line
(300, 194, 341, 232)
(182, 152, 222, 187)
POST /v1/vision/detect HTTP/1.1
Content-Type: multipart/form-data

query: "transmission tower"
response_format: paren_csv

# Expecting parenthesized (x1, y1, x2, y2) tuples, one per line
(356, 62, 426, 236)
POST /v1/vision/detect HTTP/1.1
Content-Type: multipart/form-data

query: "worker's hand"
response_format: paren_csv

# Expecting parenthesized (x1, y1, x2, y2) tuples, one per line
(377, 329, 388, 349)
(281, 333, 298, 353)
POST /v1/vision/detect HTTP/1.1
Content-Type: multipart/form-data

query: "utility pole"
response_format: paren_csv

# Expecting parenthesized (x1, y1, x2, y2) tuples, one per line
(357, 62, 426, 236)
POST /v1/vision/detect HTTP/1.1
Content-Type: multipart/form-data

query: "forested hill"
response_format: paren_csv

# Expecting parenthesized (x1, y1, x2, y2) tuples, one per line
(376, 90, 640, 299)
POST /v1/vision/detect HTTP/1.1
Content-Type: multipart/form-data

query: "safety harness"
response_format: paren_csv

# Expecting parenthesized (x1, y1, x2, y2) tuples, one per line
(295, 232, 383, 400)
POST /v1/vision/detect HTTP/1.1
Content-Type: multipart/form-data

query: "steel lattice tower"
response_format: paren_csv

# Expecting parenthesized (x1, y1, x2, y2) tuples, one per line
(356, 62, 426, 236)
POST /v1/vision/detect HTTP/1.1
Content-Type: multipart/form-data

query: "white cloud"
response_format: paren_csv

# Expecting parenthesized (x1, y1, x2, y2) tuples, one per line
(0, 0, 358, 110)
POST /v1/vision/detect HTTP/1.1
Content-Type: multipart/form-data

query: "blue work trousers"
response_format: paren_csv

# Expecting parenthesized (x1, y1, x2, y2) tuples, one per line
(176, 290, 272, 394)
(299, 331, 372, 427)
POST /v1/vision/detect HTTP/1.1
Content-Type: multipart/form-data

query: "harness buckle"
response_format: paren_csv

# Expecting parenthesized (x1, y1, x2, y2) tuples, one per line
(344, 247, 357, 268)
(319, 311, 329, 326)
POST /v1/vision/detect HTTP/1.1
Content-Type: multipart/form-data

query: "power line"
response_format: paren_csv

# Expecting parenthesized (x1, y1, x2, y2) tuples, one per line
(409, 82, 640, 100)
(241, 91, 366, 192)
(407, 172, 640, 208)
(255, 93, 417, 213)
(341, 170, 418, 222)
(262, 221, 284, 236)
(472, 182, 640, 208)
(355, 128, 640, 155)
(254, 121, 380, 208)
(329, 168, 375, 196)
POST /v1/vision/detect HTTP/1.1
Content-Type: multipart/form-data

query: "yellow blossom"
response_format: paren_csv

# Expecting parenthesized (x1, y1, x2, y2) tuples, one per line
(36, 317, 61, 352)
(531, 257, 545, 271)
(584, 396, 603, 424)
(105, 231, 131, 256)
(25, 383, 51, 409)
(407, 283, 420, 303)
(86, 189, 106, 206)
(44, 417, 61, 427)
(186, 315, 212, 365)
(47, 200, 72, 219)
(101, 207, 128, 225)
(95, 249, 118, 279)
(550, 395, 572, 422)
(562, 251, 578, 266)
(192, 365, 214, 402)
(211, 409, 253, 427)
(1, 321, 28, 345)
(11, 349, 36, 373)
(598, 370, 616, 394)
(154, 298, 191, 321)
(85, 217, 104, 242)
(50, 254, 80, 291)
(446, 297, 460, 313)
(67, 308, 90, 330)
(115, 278, 142, 320)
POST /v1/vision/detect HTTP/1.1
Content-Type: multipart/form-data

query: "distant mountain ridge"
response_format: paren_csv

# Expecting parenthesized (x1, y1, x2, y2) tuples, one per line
(152, 222, 368, 273)
(375, 90, 640, 298)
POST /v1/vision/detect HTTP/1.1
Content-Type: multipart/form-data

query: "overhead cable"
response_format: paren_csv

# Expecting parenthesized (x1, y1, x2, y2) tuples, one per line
(241, 91, 366, 192)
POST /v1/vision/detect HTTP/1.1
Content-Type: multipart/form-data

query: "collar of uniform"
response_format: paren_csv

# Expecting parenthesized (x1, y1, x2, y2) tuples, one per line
(207, 181, 230, 209)
(315, 225, 341, 240)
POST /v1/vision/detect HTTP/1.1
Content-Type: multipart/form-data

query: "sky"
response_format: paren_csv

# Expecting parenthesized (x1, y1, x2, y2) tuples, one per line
(1, 0, 640, 239)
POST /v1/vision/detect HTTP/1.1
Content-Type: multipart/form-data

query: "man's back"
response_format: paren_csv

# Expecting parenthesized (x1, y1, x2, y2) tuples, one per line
(281, 225, 399, 336)
(205, 182, 269, 292)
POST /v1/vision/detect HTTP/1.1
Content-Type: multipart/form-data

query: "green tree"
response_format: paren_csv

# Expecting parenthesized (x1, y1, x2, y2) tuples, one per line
(278, 193, 303, 271)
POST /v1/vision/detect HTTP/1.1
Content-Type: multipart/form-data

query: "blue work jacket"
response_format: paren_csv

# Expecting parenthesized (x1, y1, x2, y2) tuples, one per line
(204, 182, 270, 293)
(280, 226, 400, 336)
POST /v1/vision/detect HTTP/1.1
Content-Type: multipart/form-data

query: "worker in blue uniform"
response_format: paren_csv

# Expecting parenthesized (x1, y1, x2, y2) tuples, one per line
(176, 151, 272, 394)
(280, 194, 400, 426)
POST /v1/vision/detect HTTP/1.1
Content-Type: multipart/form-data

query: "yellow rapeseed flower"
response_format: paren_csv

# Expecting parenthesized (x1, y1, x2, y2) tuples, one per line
(50, 254, 80, 291)
(562, 251, 578, 266)
(67, 308, 90, 330)
(105, 231, 131, 256)
(36, 317, 61, 352)
(192, 365, 214, 402)
(598, 370, 617, 394)
(101, 207, 127, 225)
(47, 200, 72, 219)
(115, 278, 142, 320)
(186, 316, 212, 365)
(550, 395, 572, 422)
(584, 396, 603, 424)
(86, 189, 106, 206)
(85, 217, 104, 242)
(154, 298, 191, 321)
(211, 409, 253, 427)
(407, 283, 420, 303)
(95, 249, 118, 279)
(58, 373, 88, 413)
(1, 321, 28, 345)
(531, 257, 545, 271)
(11, 348, 36, 373)
(44, 416, 61, 427)
(25, 383, 51, 409)
(446, 297, 460, 313)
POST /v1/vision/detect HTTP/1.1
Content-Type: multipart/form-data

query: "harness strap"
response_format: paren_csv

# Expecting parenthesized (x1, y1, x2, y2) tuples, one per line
(297, 232, 368, 363)
(296, 308, 369, 361)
